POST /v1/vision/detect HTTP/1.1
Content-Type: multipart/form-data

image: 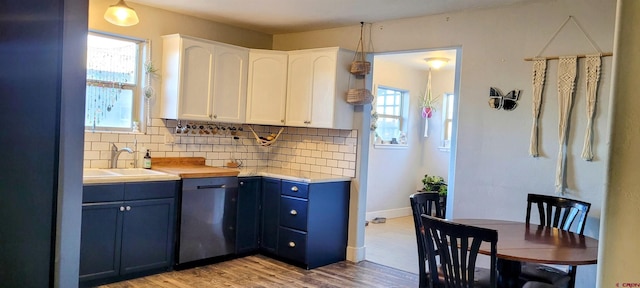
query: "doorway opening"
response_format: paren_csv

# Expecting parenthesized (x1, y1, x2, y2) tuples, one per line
(364, 47, 461, 273)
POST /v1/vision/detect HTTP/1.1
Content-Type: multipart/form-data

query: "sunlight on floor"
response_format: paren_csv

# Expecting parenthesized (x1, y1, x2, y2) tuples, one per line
(364, 216, 418, 274)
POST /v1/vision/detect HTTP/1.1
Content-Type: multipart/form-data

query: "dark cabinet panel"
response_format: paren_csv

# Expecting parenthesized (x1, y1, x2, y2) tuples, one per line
(236, 177, 261, 254)
(120, 198, 175, 275)
(260, 178, 281, 254)
(79, 202, 123, 282)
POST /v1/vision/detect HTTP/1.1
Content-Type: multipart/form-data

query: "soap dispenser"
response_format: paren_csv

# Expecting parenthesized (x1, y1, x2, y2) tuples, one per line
(143, 149, 152, 169)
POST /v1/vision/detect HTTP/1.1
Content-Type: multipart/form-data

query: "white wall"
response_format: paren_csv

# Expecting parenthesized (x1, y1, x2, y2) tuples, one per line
(274, 1, 616, 286)
(598, 0, 640, 285)
(366, 57, 455, 219)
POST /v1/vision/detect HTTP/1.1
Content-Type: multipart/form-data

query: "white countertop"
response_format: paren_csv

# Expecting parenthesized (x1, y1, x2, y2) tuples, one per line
(237, 167, 352, 183)
(83, 168, 181, 184)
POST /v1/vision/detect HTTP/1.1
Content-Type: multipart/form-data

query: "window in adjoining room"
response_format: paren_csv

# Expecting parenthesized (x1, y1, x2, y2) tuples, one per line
(374, 85, 408, 146)
(85, 33, 143, 131)
(440, 93, 455, 151)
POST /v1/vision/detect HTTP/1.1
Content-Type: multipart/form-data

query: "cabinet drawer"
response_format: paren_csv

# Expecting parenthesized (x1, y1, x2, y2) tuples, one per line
(83, 183, 125, 203)
(279, 196, 308, 231)
(281, 181, 308, 199)
(124, 181, 178, 200)
(278, 227, 307, 263)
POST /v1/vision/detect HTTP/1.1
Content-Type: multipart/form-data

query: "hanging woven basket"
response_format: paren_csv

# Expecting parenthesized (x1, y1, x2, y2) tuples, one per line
(350, 61, 371, 75)
(347, 88, 374, 105)
(350, 22, 371, 76)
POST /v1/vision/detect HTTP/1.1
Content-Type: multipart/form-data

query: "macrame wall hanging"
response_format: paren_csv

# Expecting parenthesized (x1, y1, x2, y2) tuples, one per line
(556, 56, 577, 194)
(581, 55, 602, 161)
(525, 15, 611, 194)
(529, 58, 546, 157)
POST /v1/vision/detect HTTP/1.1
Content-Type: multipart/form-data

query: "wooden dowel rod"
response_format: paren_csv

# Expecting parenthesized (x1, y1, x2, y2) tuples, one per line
(524, 52, 613, 61)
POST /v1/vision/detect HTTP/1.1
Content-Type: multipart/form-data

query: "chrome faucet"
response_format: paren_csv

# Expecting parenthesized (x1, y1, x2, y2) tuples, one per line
(110, 143, 133, 168)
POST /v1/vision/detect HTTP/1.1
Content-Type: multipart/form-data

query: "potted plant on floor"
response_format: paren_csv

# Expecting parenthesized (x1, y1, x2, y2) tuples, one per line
(421, 174, 447, 214)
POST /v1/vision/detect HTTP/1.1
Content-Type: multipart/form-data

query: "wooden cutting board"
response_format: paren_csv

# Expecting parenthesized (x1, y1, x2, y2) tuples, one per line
(151, 157, 240, 178)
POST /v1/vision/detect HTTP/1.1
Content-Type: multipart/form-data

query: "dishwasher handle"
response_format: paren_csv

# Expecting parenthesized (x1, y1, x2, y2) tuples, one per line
(197, 184, 226, 189)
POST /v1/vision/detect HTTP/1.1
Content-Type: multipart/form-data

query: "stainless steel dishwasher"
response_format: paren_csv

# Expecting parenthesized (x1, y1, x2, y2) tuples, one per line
(177, 177, 238, 265)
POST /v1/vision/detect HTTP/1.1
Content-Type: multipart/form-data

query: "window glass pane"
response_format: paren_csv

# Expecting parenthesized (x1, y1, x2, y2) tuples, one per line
(87, 35, 138, 84)
(85, 85, 133, 128)
(377, 117, 400, 140)
(447, 95, 454, 119)
(86, 33, 139, 130)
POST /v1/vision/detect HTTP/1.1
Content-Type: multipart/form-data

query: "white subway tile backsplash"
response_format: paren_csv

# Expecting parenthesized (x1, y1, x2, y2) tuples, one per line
(101, 133, 118, 142)
(85, 132, 101, 142)
(83, 118, 358, 178)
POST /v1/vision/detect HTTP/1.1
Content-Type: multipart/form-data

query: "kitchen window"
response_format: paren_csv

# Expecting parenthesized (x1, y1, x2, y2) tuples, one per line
(373, 85, 408, 147)
(85, 33, 143, 131)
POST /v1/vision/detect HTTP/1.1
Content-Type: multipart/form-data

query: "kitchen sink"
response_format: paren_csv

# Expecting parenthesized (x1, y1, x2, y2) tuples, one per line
(83, 168, 180, 184)
(107, 168, 166, 176)
(83, 169, 119, 177)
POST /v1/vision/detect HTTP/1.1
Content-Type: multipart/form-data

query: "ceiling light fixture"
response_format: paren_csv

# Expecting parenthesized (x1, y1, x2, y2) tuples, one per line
(424, 57, 450, 70)
(104, 0, 139, 27)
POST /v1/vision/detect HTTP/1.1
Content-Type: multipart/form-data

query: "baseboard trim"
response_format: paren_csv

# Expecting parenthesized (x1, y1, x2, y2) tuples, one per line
(346, 245, 365, 262)
(366, 207, 412, 221)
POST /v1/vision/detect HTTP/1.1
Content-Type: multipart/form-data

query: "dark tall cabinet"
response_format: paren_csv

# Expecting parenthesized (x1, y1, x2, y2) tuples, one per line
(0, 0, 87, 287)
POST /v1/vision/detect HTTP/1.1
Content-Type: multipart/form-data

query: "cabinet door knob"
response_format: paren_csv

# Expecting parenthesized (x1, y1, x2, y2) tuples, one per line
(280, 119, 284, 123)
(120, 206, 125, 212)
(291, 186, 298, 192)
(289, 241, 296, 248)
(240, 181, 244, 185)
(290, 209, 297, 215)
(213, 114, 218, 119)
(125, 206, 131, 211)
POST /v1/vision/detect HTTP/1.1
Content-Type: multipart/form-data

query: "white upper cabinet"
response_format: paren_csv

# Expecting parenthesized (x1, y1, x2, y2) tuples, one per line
(285, 47, 353, 129)
(160, 34, 248, 123)
(246, 49, 288, 126)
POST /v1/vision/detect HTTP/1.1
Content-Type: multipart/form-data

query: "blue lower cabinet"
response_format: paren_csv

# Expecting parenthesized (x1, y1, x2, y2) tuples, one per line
(236, 177, 262, 254)
(80, 181, 177, 287)
(259, 178, 281, 254)
(277, 180, 350, 269)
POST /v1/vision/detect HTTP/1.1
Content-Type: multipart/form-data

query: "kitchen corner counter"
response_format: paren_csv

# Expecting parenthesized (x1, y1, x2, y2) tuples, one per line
(150, 157, 351, 183)
(237, 167, 351, 183)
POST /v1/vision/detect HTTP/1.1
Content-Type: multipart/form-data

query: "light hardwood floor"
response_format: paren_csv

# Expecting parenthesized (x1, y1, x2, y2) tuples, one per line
(97, 254, 418, 288)
(364, 216, 419, 274)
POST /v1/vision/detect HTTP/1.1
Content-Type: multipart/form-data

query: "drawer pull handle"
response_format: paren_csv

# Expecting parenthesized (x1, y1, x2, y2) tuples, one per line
(197, 184, 226, 189)
(120, 206, 125, 212)
(290, 210, 297, 215)
(125, 206, 131, 211)
(289, 241, 296, 248)
(291, 186, 299, 192)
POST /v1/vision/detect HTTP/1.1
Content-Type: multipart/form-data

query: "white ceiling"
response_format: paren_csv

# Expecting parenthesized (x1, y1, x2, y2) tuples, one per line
(128, 0, 537, 35)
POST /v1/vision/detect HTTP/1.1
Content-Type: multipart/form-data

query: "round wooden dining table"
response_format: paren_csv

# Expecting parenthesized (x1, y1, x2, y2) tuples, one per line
(453, 219, 599, 287)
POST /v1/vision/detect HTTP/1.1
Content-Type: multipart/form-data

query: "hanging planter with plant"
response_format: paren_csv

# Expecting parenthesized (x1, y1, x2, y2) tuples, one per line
(421, 69, 440, 119)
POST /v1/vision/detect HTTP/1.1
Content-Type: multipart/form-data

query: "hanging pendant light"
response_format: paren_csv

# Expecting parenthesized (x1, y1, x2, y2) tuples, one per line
(424, 57, 450, 70)
(104, 0, 139, 27)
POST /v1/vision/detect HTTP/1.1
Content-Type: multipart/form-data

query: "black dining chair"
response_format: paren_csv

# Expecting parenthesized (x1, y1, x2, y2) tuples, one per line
(521, 193, 592, 288)
(410, 192, 446, 287)
(421, 215, 497, 288)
